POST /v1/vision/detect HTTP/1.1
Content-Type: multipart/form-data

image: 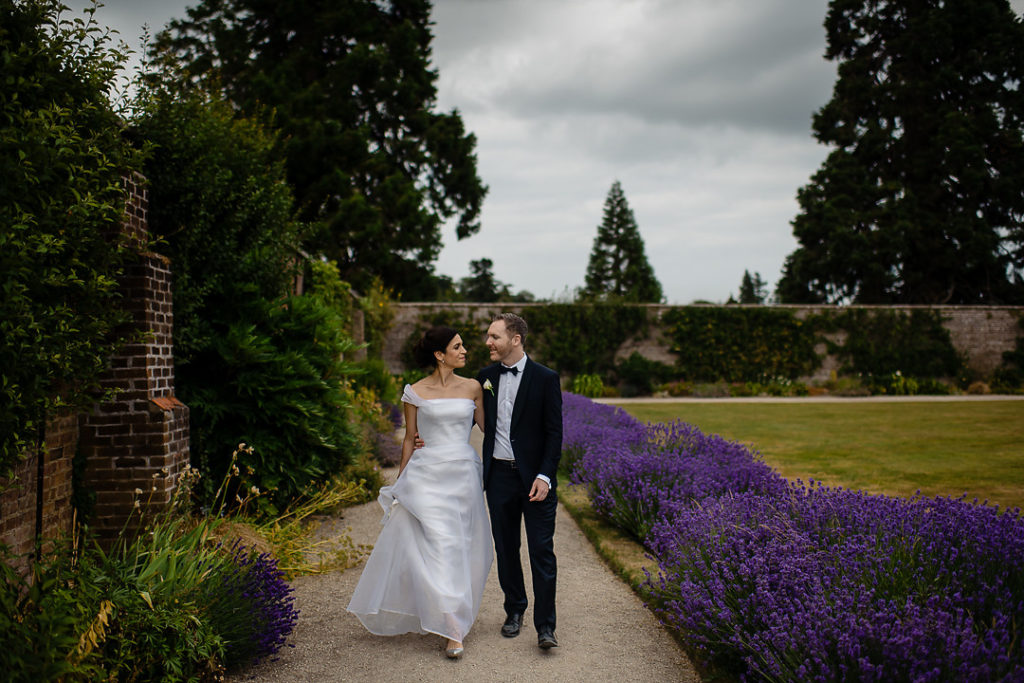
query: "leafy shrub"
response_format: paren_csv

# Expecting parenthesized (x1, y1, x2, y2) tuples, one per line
(967, 381, 992, 395)
(824, 374, 872, 396)
(0, 0, 138, 478)
(1, 493, 298, 680)
(615, 352, 674, 396)
(307, 260, 356, 327)
(691, 382, 731, 398)
(359, 277, 398, 358)
(132, 77, 368, 512)
(185, 292, 360, 514)
(133, 82, 303, 369)
(730, 377, 810, 397)
(0, 543, 101, 680)
(992, 315, 1024, 392)
(822, 308, 964, 379)
(660, 380, 693, 397)
(663, 307, 820, 382)
(572, 374, 605, 398)
(527, 303, 649, 376)
(351, 358, 400, 406)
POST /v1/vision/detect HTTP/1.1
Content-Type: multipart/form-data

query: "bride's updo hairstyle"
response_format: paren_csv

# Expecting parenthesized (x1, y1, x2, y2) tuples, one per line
(412, 326, 459, 369)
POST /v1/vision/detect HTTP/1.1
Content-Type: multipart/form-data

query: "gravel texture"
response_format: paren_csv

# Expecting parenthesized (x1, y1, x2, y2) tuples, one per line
(230, 431, 698, 683)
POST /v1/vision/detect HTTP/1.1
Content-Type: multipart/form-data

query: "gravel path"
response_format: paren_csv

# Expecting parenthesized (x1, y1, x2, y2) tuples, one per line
(231, 431, 698, 683)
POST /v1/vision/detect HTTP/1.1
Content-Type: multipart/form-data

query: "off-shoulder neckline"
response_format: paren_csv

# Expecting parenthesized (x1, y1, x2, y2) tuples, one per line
(403, 384, 475, 404)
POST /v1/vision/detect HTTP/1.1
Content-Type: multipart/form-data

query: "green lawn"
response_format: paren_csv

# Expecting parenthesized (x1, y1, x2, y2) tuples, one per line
(613, 401, 1024, 512)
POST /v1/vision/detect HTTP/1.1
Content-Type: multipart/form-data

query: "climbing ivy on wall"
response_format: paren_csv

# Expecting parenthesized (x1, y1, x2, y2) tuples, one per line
(398, 304, 981, 388)
(401, 303, 650, 378)
(662, 307, 820, 382)
(526, 304, 649, 376)
(818, 308, 964, 379)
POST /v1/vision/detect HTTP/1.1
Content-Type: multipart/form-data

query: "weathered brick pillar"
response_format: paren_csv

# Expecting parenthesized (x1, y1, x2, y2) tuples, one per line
(77, 176, 190, 542)
(0, 413, 77, 559)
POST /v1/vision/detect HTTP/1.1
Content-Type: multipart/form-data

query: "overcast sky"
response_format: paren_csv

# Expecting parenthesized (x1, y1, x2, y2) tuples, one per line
(65, 0, 1024, 303)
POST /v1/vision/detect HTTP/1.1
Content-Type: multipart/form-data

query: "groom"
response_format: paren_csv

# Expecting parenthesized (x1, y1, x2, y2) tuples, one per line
(478, 312, 562, 650)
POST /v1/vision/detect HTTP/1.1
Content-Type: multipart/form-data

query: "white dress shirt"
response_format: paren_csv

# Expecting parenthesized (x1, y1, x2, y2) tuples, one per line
(493, 354, 550, 487)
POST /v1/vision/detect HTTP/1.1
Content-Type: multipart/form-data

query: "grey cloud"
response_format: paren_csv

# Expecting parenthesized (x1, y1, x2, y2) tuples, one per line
(435, 0, 836, 135)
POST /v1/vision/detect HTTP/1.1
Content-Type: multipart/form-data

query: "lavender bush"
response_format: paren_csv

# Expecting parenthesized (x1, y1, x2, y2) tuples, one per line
(562, 393, 1024, 681)
(204, 541, 300, 668)
(562, 393, 785, 541)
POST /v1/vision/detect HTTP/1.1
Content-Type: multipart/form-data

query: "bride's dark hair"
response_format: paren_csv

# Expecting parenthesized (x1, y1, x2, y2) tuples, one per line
(412, 326, 458, 368)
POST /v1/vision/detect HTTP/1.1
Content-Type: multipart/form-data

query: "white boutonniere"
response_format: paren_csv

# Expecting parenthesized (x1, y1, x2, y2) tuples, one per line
(483, 379, 494, 397)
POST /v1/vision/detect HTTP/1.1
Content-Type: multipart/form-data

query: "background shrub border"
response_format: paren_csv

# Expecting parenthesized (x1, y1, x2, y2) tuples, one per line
(396, 304, 1005, 392)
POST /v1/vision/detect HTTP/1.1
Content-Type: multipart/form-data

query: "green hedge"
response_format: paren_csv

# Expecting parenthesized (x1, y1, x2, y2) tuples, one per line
(662, 307, 820, 382)
(818, 308, 965, 379)
(396, 304, 1003, 392)
(400, 303, 650, 379)
(1, 0, 138, 478)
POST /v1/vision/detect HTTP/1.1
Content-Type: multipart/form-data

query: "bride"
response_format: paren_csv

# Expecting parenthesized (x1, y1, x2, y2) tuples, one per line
(347, 326, 492, 659)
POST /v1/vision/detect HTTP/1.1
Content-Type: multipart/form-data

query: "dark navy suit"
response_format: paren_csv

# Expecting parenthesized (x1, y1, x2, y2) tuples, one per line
(477, 358, 562, 632)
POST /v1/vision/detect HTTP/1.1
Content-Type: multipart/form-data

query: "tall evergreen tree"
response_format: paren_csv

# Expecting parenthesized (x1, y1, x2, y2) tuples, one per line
(738, 270, 768, 304)
(778, 0, 1024, 304)
(149, 0, 487, 299)
(583, 181, 663, 302)
(459, 258, 500, 302)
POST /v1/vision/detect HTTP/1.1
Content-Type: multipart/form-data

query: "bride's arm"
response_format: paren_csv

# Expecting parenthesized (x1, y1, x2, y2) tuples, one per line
(472, 382, 485, 432)
(399, 402, 418, 477)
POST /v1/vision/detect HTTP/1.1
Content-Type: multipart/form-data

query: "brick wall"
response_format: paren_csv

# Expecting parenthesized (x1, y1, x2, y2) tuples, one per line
(0, 413, 77, 560)
(384, 303, 1023, 382)
(1, 175, 190, 555)
(78, 180, 189, 543)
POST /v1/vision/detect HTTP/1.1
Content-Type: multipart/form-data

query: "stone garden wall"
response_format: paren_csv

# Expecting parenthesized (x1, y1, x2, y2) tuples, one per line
(383, 302, 1022, 382)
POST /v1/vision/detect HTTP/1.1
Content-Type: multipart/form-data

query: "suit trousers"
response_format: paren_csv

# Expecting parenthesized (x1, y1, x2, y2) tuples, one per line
(486, 460, 557, 631)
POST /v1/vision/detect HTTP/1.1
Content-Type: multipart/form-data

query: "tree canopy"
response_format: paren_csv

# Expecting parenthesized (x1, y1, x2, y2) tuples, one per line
(582, 181, 663, 303)
(149, 0, 487, 299)
(459, 258, 500, 302)
(778, 0, 1024, 304)
(132, 81, 358, 508)
(455, 257, 534, 302)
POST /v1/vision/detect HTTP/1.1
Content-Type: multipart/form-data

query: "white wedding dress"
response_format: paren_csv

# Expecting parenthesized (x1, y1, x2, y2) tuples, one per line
(347, 385, 492, 642)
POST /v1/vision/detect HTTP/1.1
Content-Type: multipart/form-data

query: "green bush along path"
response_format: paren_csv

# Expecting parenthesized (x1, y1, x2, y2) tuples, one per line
(613, 398, 1024, 512)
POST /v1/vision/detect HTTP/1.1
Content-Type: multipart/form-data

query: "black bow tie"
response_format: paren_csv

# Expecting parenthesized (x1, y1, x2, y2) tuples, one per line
(499, 365, 519, 376)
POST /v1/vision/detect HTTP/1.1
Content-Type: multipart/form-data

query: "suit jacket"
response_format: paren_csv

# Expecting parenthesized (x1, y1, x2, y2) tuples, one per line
(477, 358, 563, 491)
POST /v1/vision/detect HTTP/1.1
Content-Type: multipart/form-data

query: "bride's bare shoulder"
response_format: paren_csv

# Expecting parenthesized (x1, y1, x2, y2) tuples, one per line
(460, 375, 483, 397)
(406, 379, 434, 400)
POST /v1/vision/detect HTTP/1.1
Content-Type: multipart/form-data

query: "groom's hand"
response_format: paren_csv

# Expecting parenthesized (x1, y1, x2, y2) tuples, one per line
(528, 478, 549, 502)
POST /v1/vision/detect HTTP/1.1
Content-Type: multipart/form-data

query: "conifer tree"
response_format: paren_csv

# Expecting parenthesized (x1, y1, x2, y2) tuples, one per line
(738, 270, 768, 304)
(459, 258, 501, 302)
(778, 0, 1024, 304)
(583, 181, 663, 302)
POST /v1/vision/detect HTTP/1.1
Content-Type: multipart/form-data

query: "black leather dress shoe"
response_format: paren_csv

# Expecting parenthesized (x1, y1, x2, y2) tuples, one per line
(537, 628, 558, 649)
(501, 613, 522, 638)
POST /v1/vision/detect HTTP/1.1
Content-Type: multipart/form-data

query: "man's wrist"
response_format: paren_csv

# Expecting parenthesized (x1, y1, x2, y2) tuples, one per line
(536, 473, 551, 487)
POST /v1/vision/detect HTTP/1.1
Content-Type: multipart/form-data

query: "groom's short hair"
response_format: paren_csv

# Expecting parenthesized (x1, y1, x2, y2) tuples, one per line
(493, 312, 528, 345)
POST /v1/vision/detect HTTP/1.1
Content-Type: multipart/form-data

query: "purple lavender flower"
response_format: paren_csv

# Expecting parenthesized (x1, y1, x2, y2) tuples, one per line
(204, 541, 300, 668)
(562, 392, 1024, 681)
